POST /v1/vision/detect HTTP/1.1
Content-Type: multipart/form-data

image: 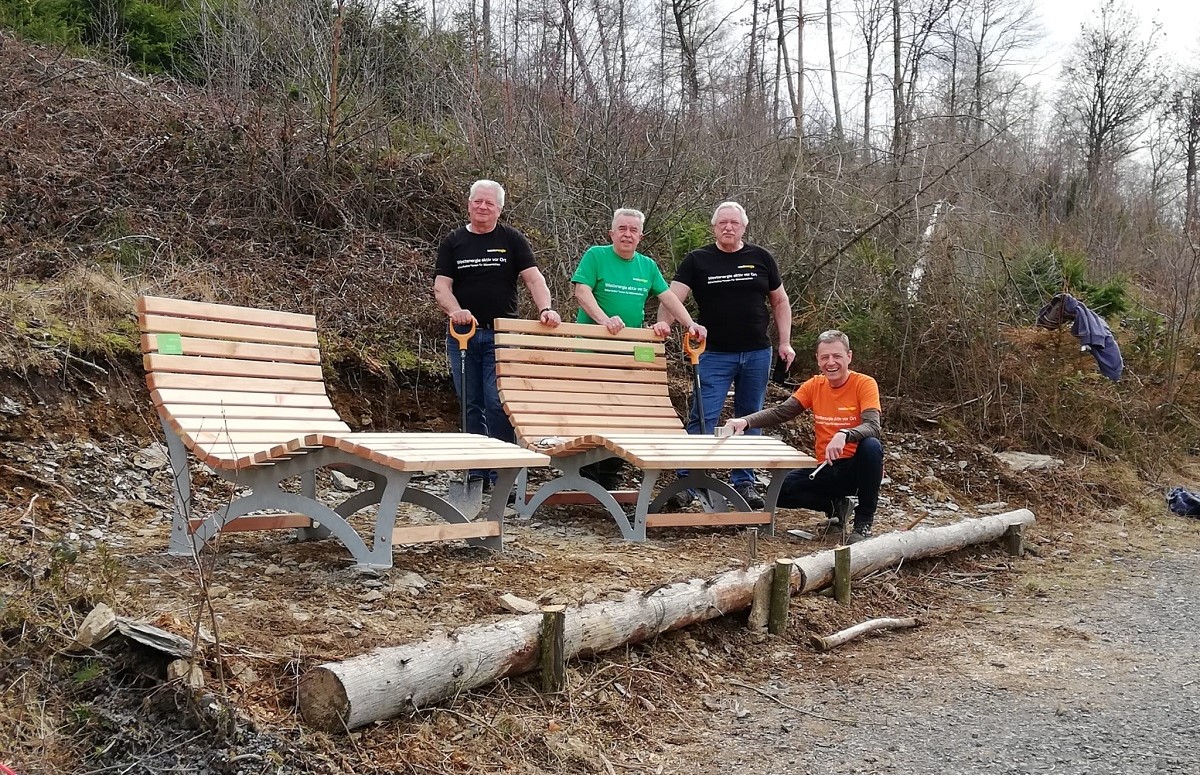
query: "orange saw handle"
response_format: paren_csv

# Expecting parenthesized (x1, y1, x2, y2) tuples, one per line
(682, 331, 706, 365)
(450, 319, 476, 352)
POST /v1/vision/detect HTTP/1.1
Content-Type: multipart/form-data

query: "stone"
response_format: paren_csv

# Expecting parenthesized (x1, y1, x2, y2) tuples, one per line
(207, 585, 230, 599)
(75, 603, 118, 648)
(498, 592, 540, 614)
(330, 470, 359, 492)
(391, 571, 428, 591)
(0, 396, 22, 416)
(166, 659, 205, 689)
(132, 443, 170, 471)
(994, 452, 1063, 472)
(361, 590, 385, 602)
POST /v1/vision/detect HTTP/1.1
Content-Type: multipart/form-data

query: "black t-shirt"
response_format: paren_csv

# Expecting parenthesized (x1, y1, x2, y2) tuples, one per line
(673, 243, 782, 352)
(434, 224, 538, 326)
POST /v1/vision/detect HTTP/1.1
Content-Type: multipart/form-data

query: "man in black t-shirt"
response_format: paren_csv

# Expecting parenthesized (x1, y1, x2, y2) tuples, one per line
(433, 179, 562, 486)
(658, 201, 795, 510)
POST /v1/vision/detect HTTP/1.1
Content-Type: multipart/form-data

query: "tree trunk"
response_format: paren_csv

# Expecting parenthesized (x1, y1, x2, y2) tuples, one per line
(891, 0, 903, 168)
(300, 510, 1034, 731)
(826, 0, 843, 142)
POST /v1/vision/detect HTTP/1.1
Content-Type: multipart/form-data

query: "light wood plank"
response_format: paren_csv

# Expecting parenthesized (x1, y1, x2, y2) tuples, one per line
(141, 334, 321, 364)
(188, 513, 313, 532)
(138, 314, 318, 347)
(148, 373, 329, 394)
(392, 521, 501, 544)
(164, 404, 344, 421)
(506, 413, 683, 430)
(495, 362, 668, 384)
(151, 388, 335, 408)
(496, 377, 666, 396)
(503, 402, 679, 419)
(174, 418, 350, 433)
(496, 348, 665, 370)
(498, 390, 673, 408)
(139, 296, 316, 329)
(144, 354, 324, 381)
(495, 318, 662, 342)
(645, 512, 773, 528)
(495, 332, 665, 354)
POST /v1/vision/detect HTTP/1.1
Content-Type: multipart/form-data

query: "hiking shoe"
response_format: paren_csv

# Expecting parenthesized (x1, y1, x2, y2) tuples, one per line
(664, 489, 697, 510)
(846, 524, 873, 544)
(734, 483, 766, 510)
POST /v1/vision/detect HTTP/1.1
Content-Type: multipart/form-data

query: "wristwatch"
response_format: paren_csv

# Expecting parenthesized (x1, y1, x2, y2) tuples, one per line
(540, 307, 555, 314)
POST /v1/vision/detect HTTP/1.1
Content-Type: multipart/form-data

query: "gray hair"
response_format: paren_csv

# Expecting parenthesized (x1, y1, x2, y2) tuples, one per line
(711, 201, 749, 226)
(817, 329, 851, 350)
(469, 179, 506, 208)
(612, 208, 645, 230)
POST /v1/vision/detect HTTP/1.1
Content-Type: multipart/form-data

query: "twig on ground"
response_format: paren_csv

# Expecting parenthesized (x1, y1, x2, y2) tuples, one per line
(725, 680, 853, 724)
(0, 465, 74, 498)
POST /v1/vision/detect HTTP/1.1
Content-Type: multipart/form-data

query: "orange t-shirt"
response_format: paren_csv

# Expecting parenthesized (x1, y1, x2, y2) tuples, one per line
(793, 371, 881, 463)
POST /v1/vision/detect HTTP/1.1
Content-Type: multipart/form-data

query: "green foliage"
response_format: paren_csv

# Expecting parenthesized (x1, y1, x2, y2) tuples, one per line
(0, 0, 194, 75)
(1013, 246, 1130, 320)
(666, 213, 711, 265)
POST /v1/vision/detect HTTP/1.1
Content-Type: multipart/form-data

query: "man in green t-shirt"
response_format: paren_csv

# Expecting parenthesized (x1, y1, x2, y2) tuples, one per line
(570, 208, 706, 489)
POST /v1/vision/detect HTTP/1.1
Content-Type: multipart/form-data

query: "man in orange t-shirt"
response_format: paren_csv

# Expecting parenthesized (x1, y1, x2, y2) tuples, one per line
(722, 329, 884, 542)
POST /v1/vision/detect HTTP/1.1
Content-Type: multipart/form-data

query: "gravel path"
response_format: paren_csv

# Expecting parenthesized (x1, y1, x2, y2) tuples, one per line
(697, 547, 1200, 775)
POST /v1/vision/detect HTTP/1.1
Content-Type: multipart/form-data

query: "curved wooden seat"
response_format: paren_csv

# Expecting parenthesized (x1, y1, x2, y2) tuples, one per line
(138, 296, 547, 568)
(494, 319, 815, 541)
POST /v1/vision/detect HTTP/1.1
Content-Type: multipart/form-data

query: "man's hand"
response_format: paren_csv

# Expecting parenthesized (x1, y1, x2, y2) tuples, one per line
(687, 323, 707, 341)
(604, 315, 626, 334)
(651, 321, 672, 337)
(778, 342, 796, 368)
(540, 308, 562, 328)
(824, 430, 848, 461)
(449, 309, 475, 326)
(724, 418, 749, 436)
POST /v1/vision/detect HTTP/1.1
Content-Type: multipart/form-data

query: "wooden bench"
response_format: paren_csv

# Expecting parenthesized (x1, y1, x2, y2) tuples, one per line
(137, 296, 549, 568)
(494, 319, 815, 540)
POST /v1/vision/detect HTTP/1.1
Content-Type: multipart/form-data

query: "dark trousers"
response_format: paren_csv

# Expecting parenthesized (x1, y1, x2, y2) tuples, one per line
(778, 437, 884, 528)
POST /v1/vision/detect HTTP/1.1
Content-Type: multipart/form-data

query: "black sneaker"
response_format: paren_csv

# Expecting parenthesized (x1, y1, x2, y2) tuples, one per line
(734, 483, 766, 510)
(846, 524, 872, 544)
(664, 489, 697, 510)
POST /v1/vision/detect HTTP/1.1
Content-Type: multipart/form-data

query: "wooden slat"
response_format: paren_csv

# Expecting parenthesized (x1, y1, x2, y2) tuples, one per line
(391, 521, 501, 544)
(645, 512, 773, 528)
(495, 332, 665, 354)
(503, 402, 679, 419)
(138, 314, 318, 347)
(141, 334, 321, 364)
(498, 390, 673, 408)
(519, 427, 683, 443)
(148, 373, 329, 394)
(189, 513, 313, 533)
(506, 413, 683, 430)
(185, 431, 322, 444)
(495, 362, 668, 384)
(495, 348, 665, 370)
(165, 404, 344, 421)
(151, 389, 335, 408)
(496, 377, 666, 396)
(174, 418, 349, 433)
(495, 318, 663, 342)
(144, 354, 324, 381)
(139, 296, 316, 329)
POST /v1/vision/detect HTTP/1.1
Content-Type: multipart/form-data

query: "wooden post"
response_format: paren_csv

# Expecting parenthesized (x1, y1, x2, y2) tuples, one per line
(747, 527, 759, 562)
(767, 558, 792, 635)
(833, 546, 851, 605)
(1003, 522, 1024, 557)
(539, 605, 566, 693)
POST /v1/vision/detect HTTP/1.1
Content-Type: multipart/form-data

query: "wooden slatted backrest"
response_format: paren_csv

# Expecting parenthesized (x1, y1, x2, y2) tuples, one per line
(494, 319, 685, 446)
(137, 296, 350, 460)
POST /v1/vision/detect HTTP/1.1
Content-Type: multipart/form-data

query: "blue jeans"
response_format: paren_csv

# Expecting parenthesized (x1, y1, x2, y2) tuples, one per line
(778, 437, 884, 528)
(684, 347, 772, 487)
(447, 328, 514, 481)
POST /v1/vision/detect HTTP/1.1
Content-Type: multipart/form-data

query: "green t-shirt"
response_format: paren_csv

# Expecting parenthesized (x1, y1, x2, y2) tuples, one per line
(570, 245, 670, 327)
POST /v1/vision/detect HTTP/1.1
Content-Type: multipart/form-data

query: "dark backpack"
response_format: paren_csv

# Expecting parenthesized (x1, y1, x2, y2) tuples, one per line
(1166, 487, 1200, 518)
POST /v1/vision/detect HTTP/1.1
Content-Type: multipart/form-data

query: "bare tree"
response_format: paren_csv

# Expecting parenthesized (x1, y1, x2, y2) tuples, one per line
(1169, 69, 1200, 233)
(853, 0, 889, 158)
(826, 0, 843, 142)
(1058, 0, 1165, 188)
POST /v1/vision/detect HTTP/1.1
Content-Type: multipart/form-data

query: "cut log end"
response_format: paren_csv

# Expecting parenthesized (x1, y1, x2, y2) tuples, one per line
(298, 667, 352, 732)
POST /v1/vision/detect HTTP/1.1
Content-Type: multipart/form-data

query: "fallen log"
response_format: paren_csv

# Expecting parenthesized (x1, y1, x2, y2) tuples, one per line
(299, 509, 1033, 731)
(810, 616, 918, 651)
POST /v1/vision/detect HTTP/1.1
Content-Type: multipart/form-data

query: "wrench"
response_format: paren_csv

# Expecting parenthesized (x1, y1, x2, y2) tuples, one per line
(808, 460, 830, 480)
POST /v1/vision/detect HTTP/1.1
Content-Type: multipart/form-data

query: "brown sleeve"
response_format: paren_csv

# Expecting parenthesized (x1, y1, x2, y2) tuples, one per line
(841, 408, 882, 442)
(742, 397, 805, 430)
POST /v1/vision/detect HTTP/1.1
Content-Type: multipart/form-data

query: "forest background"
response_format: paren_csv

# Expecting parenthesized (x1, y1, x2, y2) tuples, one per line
(3, 0, 1200, 468)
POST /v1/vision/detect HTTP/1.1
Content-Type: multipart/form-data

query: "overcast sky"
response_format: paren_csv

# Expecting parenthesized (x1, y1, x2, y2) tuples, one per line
(1034, 0, 1200, 78)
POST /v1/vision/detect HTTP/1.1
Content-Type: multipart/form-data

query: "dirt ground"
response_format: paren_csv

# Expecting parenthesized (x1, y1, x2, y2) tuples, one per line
(2, 368, 1199, 774)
